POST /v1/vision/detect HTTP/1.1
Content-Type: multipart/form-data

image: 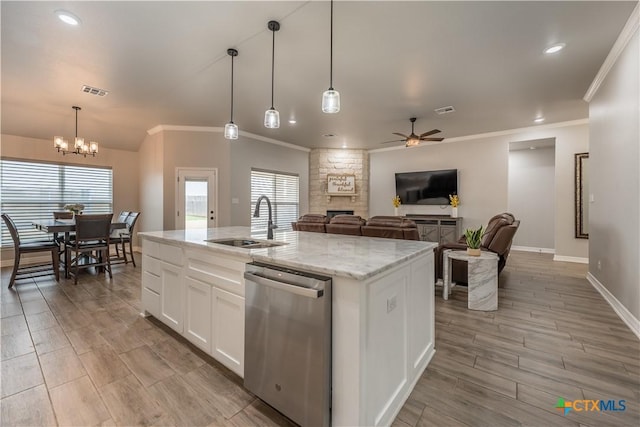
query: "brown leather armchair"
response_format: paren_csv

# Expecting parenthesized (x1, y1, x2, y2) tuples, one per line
(326, 214, 366, 235)
(435, 213, 520, 283)
(361, 216, 420, 240)
(291, 214, 329, 233)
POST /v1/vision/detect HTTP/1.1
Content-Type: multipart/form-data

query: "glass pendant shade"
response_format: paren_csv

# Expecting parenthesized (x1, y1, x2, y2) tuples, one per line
(53, 136, 63, 148)
(322, 89, 340, 113)
(89, 141, 99, 154)
(264, 108, 280, 128)
(74, 137, 84, 150)
(224, 122, 238, 139)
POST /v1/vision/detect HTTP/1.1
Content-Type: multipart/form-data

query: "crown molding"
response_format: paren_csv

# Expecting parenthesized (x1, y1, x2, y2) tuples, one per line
(584, 3, 639, 102)
(368, 118, 589, 153)
(146, 124, 310, 152)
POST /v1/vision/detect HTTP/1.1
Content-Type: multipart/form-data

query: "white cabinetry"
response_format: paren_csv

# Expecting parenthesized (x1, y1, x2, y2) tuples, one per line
(183, 248, 247, 377)
(211, 287, 245, 374)
(142, 239, 248, 377)
(142, 240, 183, 333)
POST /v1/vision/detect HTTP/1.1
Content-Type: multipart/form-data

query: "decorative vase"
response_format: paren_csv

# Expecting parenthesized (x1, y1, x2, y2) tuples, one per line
(467, 248, 481, 256)
(394, 207, 399, 216)
(451, 207, 458, 217)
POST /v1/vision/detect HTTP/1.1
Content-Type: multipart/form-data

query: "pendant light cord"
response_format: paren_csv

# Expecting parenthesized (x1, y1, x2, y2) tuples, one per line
(329, 0, 334, 90)
(230, 54, 235, 123)
(75, 108, 78, 138)
(271, 27, 275, 109)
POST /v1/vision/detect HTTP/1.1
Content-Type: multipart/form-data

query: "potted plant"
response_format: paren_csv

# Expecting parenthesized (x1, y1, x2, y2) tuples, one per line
(449, 194, 459, 217)
(63, 203, 85, 216)
(392, 195, 401, 216)
(464, 225, 483, 256)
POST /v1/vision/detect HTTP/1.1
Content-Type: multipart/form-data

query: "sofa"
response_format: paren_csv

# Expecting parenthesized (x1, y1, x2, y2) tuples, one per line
(292, 214, 419, 241)
(291, 213, 329, 232)
(325, 214, 366, 235)
(434, 212, 520, 284)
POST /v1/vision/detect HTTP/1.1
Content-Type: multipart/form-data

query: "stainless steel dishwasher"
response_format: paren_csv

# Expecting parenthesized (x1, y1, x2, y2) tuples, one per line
(244, 262, 331, 427)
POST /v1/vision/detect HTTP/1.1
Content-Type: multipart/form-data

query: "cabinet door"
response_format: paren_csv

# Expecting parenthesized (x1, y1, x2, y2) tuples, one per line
(211, 287, 244, 377)
(418, 224, 439, 242)
(184, 277, 212, 353)
(439, 225, 459, 244)
(160, 261, 183, 333)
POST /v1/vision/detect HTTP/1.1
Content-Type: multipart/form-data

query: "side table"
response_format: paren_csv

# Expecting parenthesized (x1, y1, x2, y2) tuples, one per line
(443, 249, 498, 311)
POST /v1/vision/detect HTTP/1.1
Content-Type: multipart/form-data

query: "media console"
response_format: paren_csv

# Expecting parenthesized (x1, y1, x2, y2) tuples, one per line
(404, 214, 463, 244)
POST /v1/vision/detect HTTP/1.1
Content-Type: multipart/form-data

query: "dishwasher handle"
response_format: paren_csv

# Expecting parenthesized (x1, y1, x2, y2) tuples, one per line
(244, 272, 323, 299)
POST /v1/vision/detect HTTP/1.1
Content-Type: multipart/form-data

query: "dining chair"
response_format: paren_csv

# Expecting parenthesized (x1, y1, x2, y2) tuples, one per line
(1, 213, 60, 288)
(111, 212, 140, 267)
(67, 213, 113, 285)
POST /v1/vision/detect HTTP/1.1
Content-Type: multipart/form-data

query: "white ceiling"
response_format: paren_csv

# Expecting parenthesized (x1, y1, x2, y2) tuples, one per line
(1, 1, 636, 152)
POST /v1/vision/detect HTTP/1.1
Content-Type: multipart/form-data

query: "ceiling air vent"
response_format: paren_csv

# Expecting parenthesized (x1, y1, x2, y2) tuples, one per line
(434, 105, 455, 115)
(81, 85, 109, 97)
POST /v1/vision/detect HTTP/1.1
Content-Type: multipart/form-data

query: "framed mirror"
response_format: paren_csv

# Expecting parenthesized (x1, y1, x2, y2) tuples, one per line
(575, 152, 589, 239)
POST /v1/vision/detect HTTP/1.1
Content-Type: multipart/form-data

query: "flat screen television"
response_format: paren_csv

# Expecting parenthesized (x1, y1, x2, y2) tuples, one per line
(395, 169, 458, 205)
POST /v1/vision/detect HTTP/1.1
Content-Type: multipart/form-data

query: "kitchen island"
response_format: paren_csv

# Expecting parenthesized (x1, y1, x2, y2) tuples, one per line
(139, 227, 436, 427)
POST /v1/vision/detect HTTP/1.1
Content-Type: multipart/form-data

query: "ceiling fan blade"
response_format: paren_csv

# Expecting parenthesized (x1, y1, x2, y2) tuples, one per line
(392, 132, 409, 139)
(419, 129, 441, 137)
(380, 139, 405, 144)
(420, 137, 445, 142)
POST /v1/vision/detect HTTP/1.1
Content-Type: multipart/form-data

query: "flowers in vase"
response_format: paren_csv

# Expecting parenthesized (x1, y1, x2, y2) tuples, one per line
(449, 194, 459, 207)
(63, 203, 85, 214)
(392, 195, 401, 208)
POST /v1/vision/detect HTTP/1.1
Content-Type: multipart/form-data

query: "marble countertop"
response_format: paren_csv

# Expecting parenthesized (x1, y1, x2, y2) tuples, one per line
(139, 227, 436, 280)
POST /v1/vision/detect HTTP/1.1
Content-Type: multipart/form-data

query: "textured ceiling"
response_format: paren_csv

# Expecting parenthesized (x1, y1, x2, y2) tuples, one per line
(1, 1, 636, 151)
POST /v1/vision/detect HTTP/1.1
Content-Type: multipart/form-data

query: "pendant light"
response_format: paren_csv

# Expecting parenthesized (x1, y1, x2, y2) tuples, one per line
(53, 106, 98, 157)
(264, 20, 280, 129)
(322, 0, 340, 113)
(224, 48, 239, 140)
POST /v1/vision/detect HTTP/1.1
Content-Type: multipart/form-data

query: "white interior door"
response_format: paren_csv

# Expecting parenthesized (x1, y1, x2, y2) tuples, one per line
(176, 168, 218, 230)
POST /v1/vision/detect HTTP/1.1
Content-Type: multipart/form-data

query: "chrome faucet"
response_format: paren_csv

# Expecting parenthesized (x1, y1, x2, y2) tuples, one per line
(253, 195, 277, 239)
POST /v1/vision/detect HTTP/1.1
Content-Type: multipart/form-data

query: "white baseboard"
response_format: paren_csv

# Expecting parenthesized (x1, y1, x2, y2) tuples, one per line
(553, 255, 588, 264)
(587, 272, 640, 340)
(512, 245, 555, 254)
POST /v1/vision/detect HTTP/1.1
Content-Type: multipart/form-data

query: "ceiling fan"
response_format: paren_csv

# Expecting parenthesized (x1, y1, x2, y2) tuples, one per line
(382, 117, 444, 147)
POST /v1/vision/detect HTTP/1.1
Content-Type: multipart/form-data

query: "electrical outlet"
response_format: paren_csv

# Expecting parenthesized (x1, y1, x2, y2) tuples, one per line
(597, 260, 602, 270)
(387, 295, 397, 313)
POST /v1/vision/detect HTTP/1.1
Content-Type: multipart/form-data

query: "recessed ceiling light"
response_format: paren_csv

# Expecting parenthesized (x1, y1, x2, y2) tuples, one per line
(288, 119, 296, 124)
(534, 117, 545, 124)
(322, 133, 336, 138)
(55, 10, 81, 26)
(544, 43, 565, 54)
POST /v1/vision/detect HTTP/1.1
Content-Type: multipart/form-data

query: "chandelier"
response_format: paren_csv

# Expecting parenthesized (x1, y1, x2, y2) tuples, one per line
(53, 106, 98, 157)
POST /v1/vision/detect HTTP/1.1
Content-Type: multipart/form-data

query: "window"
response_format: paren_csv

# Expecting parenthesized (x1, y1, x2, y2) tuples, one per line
(1, 158, 113, 246)
(250, 169, 299, 233)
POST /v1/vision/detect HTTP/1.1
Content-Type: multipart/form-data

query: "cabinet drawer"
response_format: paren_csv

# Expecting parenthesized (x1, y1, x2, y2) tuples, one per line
(142, 270, 161, 294)
(142, 287, 160, 318)
(185, 249, 246, 296)
(143, 255, 161, 276)
(160, 244, 183, 266)
(143, 239, 160, 259)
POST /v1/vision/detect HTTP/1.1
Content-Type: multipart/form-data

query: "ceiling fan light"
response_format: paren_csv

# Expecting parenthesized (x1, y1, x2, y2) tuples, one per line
(322, 89, 340, 113)
(264, 108, 280, 129)
(406, 137, 421, 147)
(224, 122, 238, 140)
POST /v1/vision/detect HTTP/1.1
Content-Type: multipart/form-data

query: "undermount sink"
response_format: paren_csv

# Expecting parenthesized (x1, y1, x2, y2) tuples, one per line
(205, 238, 286, 249)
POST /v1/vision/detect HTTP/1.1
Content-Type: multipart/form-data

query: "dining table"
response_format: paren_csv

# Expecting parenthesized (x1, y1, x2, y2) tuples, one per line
(32, 218, 127, 278)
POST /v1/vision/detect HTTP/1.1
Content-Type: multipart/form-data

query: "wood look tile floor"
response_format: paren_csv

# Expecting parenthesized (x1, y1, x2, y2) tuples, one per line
(1, 251, 638, 427)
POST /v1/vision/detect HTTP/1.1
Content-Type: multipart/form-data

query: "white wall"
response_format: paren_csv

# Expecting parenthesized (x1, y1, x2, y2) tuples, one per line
(369, 121, 589, 259)
(230, 138, 309, 226)
(138, 131, 164, 234)
(508, 145, 555, 251)
(162, 130, 232, 230)
(588, 25, 639, 321)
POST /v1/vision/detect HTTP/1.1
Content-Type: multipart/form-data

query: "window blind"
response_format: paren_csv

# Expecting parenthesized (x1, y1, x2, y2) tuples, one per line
(250, 169, 299, 233)
(1, 159, 113, 246)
